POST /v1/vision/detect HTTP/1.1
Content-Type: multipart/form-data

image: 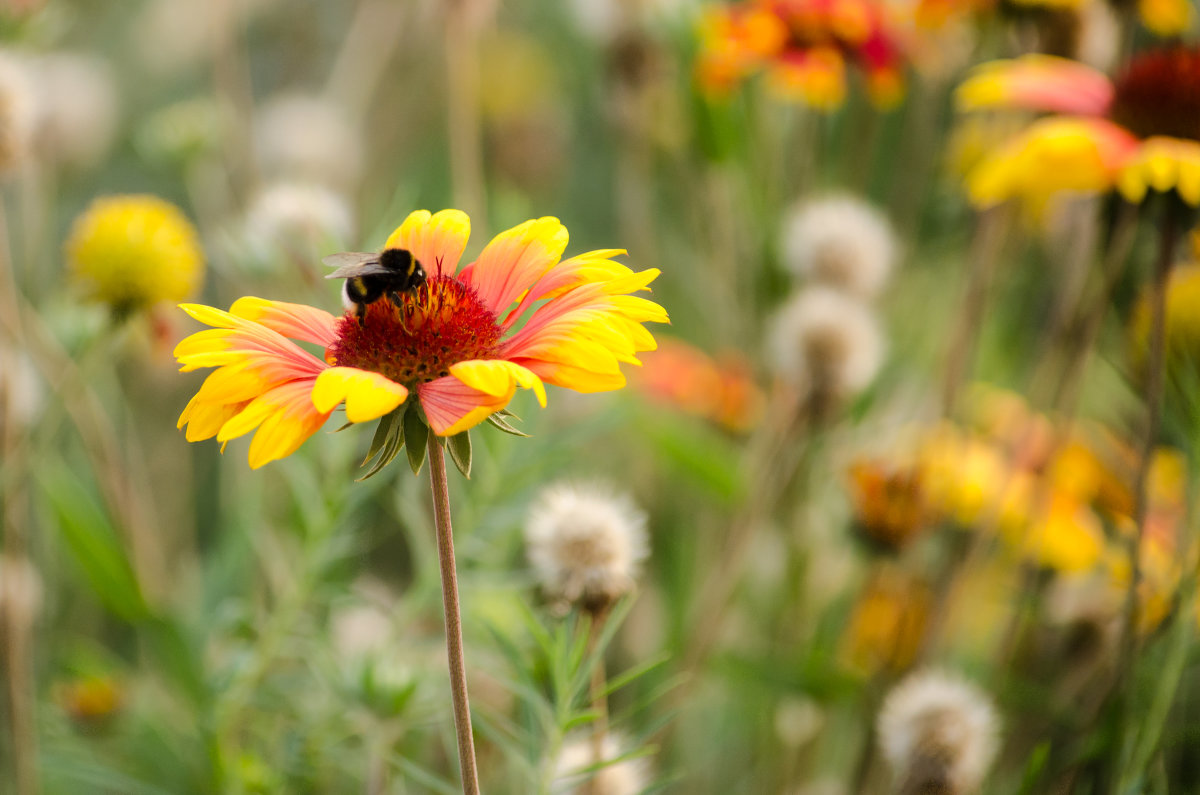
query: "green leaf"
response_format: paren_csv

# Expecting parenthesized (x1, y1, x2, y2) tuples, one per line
(486, 412, 530, 437)
(447, 430, 472, 478)
(357, 408, 406, 481)
(35, 461, 149, 622)
(404, 406, 429, 476)
(362, 409, 400, 466)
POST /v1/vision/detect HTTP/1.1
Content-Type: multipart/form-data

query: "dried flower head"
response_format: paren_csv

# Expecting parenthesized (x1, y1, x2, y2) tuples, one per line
(878, 670, 1000, 795)
(767, 287, 885, 409)
(552, 732, 652, 795)
(255, 94, 363, 191)
(31, 52, 119, 169)
(0, 52, 36, 174)
(781, 196, 897, 298)
(525, 482, 649, 613)
(66, 194, 205, 316)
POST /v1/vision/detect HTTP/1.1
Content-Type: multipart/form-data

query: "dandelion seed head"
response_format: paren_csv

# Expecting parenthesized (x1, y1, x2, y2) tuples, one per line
(525, 482, 649, 612)
(552, 732, 651, 795)
(66, 194, 205, 315)
(878, 670, 1000, 795)
(31, 52, 119, 169)
(0, 52, 36, 174)
(781, 196, 896, 298)
(255, 94, 363, 191)
(775, 696, 824, 748)
(767, 287, 885, 404)
(243, 181, 355, 265)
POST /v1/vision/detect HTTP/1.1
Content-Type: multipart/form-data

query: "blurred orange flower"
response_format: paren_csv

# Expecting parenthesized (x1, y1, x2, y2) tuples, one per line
(846, 457, 931, 552)
(634, 337, 764, 432)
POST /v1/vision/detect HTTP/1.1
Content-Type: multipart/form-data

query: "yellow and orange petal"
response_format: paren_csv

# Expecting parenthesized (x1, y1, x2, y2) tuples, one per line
(955, 55, 1113, 116)
(767, 47, 848, 110)
(1116, 136, 1200, 206)
(965, 117, 1139, 210)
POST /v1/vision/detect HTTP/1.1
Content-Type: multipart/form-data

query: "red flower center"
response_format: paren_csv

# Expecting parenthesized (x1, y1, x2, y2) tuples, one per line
(1111, 48, 1200, 142)
(326, 275, 503, 387)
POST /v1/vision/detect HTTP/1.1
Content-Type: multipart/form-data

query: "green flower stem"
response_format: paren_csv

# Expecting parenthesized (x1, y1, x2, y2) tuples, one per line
(1114, 206, 1179, 787)
(427, 438, 481, 795)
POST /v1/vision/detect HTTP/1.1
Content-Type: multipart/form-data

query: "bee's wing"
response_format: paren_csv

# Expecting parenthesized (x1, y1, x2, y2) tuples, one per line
(323, 252, 386, 279)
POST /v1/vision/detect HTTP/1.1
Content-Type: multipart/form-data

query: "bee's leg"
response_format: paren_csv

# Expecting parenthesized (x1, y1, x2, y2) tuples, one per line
(355, 302, 367, 327)
(389, 291, 413, 334)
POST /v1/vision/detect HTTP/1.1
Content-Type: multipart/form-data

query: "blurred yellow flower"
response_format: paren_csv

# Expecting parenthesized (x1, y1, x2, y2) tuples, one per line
(1003, 493, 1106, 573)
(66, 194, 204, 315)
(1131, 261, 1200, 367)
(841, 567, 930, 675)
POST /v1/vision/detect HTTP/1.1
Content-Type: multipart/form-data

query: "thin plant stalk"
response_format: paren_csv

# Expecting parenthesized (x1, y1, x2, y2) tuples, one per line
(585, 607, 611, 795)
(445, 0, 487, 226)
(427, 437, 481, 795)
(1113, 207, 1179, 769)
(941, 206, 1007, 416)
(0, 199, 37, 795)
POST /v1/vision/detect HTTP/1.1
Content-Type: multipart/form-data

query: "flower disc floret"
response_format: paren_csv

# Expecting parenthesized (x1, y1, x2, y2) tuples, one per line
(1111, 48, 1200, 142)
(327, 277, 503, 386)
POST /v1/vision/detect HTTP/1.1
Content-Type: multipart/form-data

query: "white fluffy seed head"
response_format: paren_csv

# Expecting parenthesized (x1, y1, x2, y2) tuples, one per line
(781, 195, 897, 298)
(552, 732, 651, 795)
(767, 287, 885, 405)
(877, 670, 1000, 795)
(525, 482, 649, 613)
(0, 52, 36, 174)
(243, 181, 355, 265)
(30, 52, 119, 169)
(254, 94, 363, 192)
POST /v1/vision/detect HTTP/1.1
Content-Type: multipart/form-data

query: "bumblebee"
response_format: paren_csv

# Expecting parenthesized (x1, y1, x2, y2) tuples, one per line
(324, 247, 427, 325)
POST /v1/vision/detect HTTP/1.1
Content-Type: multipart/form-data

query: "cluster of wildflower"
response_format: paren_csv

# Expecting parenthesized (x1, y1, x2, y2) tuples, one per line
(768, 195, 894, 416)
(846, 385, 1186, 630)
(695, 0, 910, 110)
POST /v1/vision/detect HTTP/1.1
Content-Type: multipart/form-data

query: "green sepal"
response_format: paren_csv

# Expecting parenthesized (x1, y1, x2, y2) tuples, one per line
(486, 412, 530, 437)
(357, 407, 405, 481)
(447, 431, 472, 478)
(404, 406, 429, 476)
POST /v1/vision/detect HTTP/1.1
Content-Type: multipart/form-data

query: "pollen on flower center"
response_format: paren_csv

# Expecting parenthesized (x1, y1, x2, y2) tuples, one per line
(325, 276, 502, 387)
(1110, 47, 1200, 142)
